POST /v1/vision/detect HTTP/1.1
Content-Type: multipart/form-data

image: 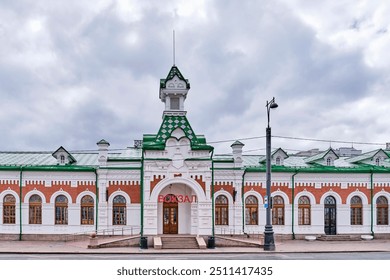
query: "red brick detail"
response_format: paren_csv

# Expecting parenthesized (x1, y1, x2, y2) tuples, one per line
(22, 181, 96, 202)
(191, 175, 206, 193)
(321, 183, 342, 188)
(107, 181, 141, 203)
(348, 183, 368, 188)
(150, 175, 165, 193)
(374, 183, 390, 188)
(295, 183, 316, 187)
(244, 182, 263, 195)
(214, 182, 234, 197)
(295, 185, 371, 204)
(0, 181, 20, 196)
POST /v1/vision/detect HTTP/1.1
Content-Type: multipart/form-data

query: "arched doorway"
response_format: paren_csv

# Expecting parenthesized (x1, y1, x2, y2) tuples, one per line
(163, 194, 178, 234)
(324, 195, 337, 235)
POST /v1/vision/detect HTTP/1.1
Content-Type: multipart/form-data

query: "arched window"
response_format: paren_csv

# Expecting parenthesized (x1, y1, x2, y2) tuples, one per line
(298, 196, 311, 225)
(60, 155, 66, 164)
(375, 157, 381, 166)
(55, 195, 68, 225)
(3, 194, 16, 224)
(325, 196, 336, 205)
(350, 196, 363, 225)
(272, 195, 284, 225)
(275, 157, 281, 166)
(113, 195, 126, 225)
(376, 196, 388, 225)
(81, 195, 94, 225)
(215, 195, 229, 225)
(29, 194, 42, 224)
(245, 195, 258, 225)
(326, 157, 332, 166)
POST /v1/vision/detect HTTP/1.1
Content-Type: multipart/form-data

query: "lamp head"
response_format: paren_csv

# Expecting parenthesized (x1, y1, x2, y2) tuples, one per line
(270, 102, 278, 109)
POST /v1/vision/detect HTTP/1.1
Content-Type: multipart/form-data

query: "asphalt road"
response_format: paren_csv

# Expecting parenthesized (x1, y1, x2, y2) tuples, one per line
(0, 252, 389, 260)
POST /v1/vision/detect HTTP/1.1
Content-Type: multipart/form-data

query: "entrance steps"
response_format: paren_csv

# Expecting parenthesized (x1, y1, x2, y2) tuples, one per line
(157, 236, 201, 249)
(317, 234, 362, 241)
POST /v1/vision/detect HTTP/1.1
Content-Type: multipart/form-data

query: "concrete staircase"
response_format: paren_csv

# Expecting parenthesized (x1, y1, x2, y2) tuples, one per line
(161, 236, 200, 249)
(317, 234, 361, 241)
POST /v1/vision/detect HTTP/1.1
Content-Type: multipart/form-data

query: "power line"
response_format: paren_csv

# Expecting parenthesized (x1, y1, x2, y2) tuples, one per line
(272, 135, 385, 146)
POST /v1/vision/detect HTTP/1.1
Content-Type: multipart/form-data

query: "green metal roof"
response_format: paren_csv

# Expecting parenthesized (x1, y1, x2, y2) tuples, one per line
(0, 151, 100, 166)
(142, 115, 213, 151)
(160, 65, 190, 90)
(214, 151, 390, 173)
(304, 148, 339, 163)
(346, 149, 389, 163)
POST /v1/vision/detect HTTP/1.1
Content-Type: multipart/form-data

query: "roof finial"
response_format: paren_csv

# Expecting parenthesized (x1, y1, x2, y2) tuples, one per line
(173, 30, 176, 66)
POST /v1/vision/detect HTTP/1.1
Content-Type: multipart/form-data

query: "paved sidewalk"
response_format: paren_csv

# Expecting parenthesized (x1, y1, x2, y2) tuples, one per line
(0, 238, 389, 254)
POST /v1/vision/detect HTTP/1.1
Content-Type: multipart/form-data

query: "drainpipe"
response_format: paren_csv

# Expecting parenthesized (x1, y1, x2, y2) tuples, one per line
(19, 166, 23, 241)
(241, 170, 246, 234)
(94, 168, 99, 233)
(291, 170, 298, 240)
(211, 149, 215, 237)
(370, 169, 374, 237)
(140, 149, 144, 237)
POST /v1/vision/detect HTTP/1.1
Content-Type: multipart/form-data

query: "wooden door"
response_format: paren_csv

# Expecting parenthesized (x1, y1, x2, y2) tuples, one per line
(163, 198, 178, 234)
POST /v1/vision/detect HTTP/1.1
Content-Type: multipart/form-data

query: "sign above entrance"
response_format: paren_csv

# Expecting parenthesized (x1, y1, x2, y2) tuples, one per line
(158, 194, 197, 203)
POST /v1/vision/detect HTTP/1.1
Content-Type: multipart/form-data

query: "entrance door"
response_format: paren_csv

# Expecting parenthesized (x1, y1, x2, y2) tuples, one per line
(324, 196, 337, 235)
(163, 194, 178, 234)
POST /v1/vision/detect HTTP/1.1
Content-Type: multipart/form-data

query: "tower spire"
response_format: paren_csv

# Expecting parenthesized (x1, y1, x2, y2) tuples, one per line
(173, 30, 176, 66)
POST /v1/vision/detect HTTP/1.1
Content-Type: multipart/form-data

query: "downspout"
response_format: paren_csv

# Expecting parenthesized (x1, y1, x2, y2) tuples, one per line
(94, 168, 99, 233)
(19, 166, 23, 241)
(140, 149, 144, 236)
(211, 149, 215, 237)
(291, 170, 298, 240)
(241, 169, 247, 234)
(370, 169, 374, 237)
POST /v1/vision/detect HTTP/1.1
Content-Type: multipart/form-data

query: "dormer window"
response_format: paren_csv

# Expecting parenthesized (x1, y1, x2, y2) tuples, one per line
(276, 157, 282, 166)
(375, 157, 381, 166)
(52, 146, 76, 166)
(326, 157, 333, 166)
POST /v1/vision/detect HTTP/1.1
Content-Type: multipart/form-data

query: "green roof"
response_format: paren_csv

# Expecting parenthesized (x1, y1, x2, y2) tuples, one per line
(160, 66, 190, 90)
(346, 149, 389, 163)
(304, 148, 339, 163)
(143, 115, 213, 151)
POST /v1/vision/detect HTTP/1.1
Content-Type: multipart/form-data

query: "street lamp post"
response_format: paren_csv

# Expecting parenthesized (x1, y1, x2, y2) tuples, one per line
(264, 97, 278, 251)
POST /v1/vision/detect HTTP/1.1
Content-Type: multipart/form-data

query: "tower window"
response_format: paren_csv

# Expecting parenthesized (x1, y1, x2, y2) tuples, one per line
(170, 97, 180, 110)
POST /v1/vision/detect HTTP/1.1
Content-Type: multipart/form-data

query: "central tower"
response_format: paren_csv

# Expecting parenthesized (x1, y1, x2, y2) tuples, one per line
(159, 65, 190, 117)
(141, 64, 214, 236)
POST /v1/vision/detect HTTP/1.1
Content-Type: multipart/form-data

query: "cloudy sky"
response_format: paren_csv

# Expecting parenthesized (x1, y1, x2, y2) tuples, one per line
(1, 0, 390, 155)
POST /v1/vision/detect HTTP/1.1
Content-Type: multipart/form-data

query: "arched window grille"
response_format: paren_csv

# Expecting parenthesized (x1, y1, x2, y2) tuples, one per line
(272, 195, 284, 225)
(55, 195, 68, 225)
(29, 194, 42, 224)
(350, 196, 363, 225)
(81, 195, 94, 225)
(113, 195, 126, 225)
(245, 195, 258, 225)
(3, 194, 16, 224)
(215, 195, 229, 225)
(376, 196, 388, 225)
(298, 196, 311, 225)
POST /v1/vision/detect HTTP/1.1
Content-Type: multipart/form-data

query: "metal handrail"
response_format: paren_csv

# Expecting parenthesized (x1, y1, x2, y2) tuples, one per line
(65, 226, 141, 242)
